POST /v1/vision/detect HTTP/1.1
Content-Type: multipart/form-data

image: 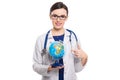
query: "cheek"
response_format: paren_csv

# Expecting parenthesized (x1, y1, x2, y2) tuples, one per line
(61, 21, 65, 25)
(52, 21, 56, 25)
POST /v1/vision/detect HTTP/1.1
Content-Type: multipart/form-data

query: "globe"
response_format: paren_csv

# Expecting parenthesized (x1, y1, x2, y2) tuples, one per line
(49, 41, 64, 60)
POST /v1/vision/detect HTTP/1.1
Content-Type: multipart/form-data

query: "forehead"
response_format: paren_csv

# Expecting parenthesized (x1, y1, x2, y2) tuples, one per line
(51, 8, 67, 15)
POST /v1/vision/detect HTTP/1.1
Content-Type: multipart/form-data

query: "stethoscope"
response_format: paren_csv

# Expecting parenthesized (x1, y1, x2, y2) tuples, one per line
(44, 29, 78, 49)
(41, 29, 78, 64)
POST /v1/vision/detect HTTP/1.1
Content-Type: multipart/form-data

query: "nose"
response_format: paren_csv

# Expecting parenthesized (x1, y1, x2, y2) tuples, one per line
(56, 17, 60, 21)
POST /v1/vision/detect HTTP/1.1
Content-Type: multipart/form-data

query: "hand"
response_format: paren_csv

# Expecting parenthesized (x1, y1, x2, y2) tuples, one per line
(48, 65, 64, 72)
(72, 44, 83, 58)
(72, 44, 88, 66)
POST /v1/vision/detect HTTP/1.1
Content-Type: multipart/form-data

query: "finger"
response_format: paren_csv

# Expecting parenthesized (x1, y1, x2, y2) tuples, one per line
(77, 44, 81, 50)
(72, 50, 78, 55)
(71, 49, 76, 54)
(56, 66, 64, 69)
(71, 49, 74, 52)
(71, 49, 77, 53)
(74, 53, 80, 57)
(59, 66, 64, 69)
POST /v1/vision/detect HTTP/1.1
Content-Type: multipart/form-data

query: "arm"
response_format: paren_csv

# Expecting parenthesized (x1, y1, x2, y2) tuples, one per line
(33, 36, 64, 76)
(73, 45, 88, 72)
(71, 32, 88, 72)
(73, 47, 88, 66)
(32, 36, 51, 76)
(79, 49, 88, 66)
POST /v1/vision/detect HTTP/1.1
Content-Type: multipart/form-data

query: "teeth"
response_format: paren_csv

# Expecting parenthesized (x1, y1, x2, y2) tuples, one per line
(56, 23, 61, 26)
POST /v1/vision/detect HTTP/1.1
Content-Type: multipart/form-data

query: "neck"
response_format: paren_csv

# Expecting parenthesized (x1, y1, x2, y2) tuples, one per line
(52, 28, 65, 36)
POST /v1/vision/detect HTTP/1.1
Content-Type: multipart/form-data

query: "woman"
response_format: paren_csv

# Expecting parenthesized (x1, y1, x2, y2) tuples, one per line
(33, 2, 88, 80)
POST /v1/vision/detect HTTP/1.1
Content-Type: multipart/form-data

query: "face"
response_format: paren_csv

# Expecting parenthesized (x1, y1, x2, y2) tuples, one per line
(50, 8, 68, 30)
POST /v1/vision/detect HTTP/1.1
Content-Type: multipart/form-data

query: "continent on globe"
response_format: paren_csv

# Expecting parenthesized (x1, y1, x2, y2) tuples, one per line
(49, 41, 64, 60)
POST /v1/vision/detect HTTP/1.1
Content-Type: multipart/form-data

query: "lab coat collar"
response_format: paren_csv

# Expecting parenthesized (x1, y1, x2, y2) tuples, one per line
(47, 29, 70, 37)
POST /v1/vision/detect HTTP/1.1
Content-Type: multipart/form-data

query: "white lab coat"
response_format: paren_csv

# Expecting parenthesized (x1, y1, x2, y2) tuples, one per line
(33, 29, 84, 80)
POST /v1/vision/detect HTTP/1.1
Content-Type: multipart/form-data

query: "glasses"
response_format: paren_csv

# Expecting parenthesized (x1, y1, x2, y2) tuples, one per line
(51, 14, 67, 20)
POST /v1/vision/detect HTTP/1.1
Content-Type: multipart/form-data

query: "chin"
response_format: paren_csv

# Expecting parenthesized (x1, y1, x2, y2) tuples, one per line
(54, 27, 63, 30)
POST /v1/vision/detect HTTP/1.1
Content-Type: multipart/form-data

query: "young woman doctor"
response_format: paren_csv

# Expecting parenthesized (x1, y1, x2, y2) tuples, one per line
(33, 2, 88, 80)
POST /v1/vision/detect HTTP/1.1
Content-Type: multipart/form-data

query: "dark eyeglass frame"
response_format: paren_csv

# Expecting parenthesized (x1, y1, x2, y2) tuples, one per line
(51, 14, 67, 20)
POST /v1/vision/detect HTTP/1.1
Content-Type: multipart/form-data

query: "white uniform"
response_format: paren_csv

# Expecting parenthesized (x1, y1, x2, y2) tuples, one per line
(33, 29, 84, 80)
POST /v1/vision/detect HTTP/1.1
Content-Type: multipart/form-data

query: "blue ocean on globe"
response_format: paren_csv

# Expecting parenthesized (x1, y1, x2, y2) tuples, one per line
(49, 41, 64, 60)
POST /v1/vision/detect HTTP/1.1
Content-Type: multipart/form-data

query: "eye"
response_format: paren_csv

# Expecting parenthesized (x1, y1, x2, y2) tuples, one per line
(60, 15, 66, 18)
(52, 14, 58, 18)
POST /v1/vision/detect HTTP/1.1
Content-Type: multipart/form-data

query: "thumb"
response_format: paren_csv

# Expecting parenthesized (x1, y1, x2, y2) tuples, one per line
(77, 44, 81, 50)
(71, 49, 77, 54)
(71, 49, 76, 52)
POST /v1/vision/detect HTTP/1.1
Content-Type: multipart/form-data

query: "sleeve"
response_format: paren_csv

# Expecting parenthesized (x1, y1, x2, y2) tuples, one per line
(32, 36, 51, 76)
(71, 32, 84, 72)
(74, 56, 84, 72)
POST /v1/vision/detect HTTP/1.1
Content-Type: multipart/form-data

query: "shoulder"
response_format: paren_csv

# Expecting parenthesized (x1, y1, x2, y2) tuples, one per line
(66, 29, 76, 35)
(66, 29, 77, 37)
(37, 33, 46, 40)
(66, 28, 80, 42)
(36, 32, 47, 44)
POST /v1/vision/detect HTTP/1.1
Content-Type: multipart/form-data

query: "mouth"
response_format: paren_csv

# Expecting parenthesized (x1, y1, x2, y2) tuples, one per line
(55, 22, 62, 26)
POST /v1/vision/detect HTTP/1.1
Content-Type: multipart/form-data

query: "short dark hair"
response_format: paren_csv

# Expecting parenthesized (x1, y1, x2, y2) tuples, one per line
(50, 2, 68, 15)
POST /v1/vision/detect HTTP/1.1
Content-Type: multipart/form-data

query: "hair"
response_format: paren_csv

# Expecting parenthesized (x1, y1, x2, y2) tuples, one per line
(50, 2, 68, 15)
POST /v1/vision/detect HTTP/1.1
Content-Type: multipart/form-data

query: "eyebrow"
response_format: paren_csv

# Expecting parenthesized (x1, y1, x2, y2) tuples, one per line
(51, 14, 67, 16)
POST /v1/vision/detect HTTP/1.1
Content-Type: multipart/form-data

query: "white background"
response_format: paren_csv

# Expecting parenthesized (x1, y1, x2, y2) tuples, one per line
(0, 0, 120, 80)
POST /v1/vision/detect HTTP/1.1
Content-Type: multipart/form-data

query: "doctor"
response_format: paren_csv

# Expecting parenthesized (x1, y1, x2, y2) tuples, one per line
(33, 2, 88, 80)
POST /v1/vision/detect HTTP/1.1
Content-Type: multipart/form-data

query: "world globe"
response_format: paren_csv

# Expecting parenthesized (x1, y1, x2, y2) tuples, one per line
(49, 41, 64, 60)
